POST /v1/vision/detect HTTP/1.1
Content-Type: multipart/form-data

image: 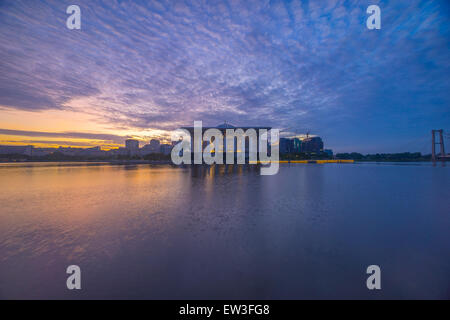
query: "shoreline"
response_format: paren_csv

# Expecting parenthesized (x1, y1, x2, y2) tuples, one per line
(0, 159, 440, 164)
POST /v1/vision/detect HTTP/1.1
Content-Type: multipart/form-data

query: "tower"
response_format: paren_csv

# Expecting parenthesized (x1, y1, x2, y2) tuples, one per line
(431, 129, 445, 161)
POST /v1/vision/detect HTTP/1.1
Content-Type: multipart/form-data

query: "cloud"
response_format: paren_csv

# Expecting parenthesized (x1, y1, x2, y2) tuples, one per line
(0, 0, 449, 152)
(0, 128, 130, 144)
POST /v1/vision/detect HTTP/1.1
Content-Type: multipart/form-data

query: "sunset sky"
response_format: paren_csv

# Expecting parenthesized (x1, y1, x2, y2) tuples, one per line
(0, 0, 449, 152)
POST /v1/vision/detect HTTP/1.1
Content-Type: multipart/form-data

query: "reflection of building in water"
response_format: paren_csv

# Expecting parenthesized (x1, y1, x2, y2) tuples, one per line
(190, 163, 258, 179)
(181, 123, 272, 163)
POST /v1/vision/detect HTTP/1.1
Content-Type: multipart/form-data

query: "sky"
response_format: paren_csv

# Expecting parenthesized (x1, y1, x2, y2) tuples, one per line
(0, 0, 449, 153)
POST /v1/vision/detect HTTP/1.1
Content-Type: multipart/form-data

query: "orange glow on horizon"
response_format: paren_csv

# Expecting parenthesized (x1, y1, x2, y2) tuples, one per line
(0, 105, 172, 149)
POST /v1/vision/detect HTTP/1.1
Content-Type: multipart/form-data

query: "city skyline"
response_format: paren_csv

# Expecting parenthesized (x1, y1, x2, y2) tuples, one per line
(0, 124, 322, 151)
(0, 125, 322, 151)
(0, 0, 449, 153)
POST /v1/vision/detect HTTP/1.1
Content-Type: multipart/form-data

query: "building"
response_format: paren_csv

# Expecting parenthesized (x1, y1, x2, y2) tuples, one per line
(141, 139, 162, 155)
(279, 135, 325, 154)
(125, 139, 139, 150)
(30, 148, 52, 157)
(181, 123, 272, 162)
(280, 138, 293, 154)
(292, 138, 302, 153)
(0, 145, 33, 156)
(324, 149, 333, 157)
(53, 146, 107, 157)
(114, 147, 128, 156)
(159, 144, 172, 155)
(301, 136, 324, 153)
(149, 139, 160, 149)
(125, 139, 139, 156)
(141, 139, 160, 155)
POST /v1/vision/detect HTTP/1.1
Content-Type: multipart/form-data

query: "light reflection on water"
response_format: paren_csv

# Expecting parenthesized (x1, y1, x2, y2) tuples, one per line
(0, 162, 449, 299)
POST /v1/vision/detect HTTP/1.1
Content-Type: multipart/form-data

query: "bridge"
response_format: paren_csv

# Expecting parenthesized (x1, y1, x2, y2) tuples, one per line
(432, 129, 450, 161)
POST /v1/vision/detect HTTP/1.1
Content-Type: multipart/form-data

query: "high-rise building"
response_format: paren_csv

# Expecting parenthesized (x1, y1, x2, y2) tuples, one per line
(280, 138, 293, 154)
(149, 139, 160, 149)
(301, 137, 324, 153)
(280, 136, 325, 154)
(159, 144, 172, 155)
(292, 138, 302, 153)
(181, 123, 272, 162)
(125, 139, 139, 149)
(141, 139, 161, 155)
(125, 139, 139, 156)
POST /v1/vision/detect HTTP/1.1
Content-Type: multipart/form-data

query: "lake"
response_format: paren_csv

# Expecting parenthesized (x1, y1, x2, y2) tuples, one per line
(0, 162, 449, 299)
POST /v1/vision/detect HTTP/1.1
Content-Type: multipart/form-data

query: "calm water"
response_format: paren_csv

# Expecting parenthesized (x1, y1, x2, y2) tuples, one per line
(0, 162, 449, 299)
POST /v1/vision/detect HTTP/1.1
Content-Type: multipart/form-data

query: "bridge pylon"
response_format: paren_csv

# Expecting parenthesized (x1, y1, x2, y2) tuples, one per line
(431, 129, 445, 161)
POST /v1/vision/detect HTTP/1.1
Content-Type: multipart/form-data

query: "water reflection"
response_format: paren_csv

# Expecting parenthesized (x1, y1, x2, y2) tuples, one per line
(0, 162, 449, 299)
(188, 164, 258, 178)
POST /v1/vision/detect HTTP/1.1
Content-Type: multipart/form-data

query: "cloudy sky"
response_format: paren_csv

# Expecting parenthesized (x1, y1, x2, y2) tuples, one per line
(0, 0, 449, 152)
